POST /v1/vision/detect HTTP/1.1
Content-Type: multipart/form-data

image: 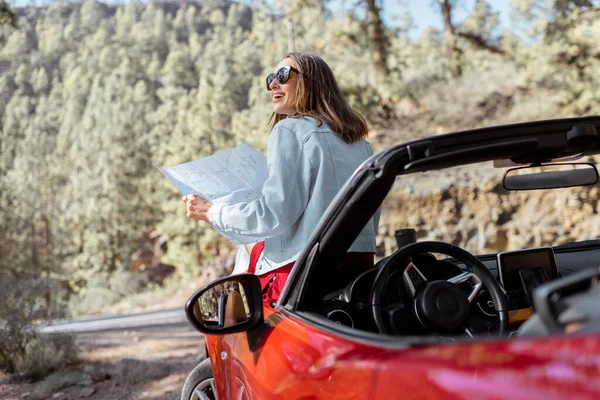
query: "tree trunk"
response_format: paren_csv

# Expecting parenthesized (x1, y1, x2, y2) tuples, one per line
(0, 1, 17, 46)
(439, 0, 462, 77)
(43, 174, 52, 318)
(287, 17, 295, 53)
(365, 0, 389, 83)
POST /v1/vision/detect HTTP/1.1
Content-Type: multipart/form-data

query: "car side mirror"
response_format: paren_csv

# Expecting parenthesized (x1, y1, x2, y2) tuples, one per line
(185, 274, 264, 335)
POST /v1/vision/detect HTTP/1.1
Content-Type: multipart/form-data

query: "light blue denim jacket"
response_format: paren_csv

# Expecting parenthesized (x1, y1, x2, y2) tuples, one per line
(208, 117, 380, 275)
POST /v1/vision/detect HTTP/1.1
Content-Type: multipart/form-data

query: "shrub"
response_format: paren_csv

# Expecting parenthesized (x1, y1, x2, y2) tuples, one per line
(8, 333, 77, 380)
(68, 268, 150, 316)
(0, 276, 77, 379)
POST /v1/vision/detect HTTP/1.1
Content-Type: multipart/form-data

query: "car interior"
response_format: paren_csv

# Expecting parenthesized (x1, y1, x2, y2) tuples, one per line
(319, 230, 600, 339)
(295, 121, 600, 342)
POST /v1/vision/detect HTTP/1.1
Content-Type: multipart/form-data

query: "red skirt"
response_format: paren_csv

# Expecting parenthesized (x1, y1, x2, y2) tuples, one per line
(248, 241, 374, 304)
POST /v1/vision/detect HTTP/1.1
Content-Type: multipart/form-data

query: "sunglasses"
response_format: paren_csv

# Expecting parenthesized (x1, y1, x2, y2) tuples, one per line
(266, 66, 299, 91)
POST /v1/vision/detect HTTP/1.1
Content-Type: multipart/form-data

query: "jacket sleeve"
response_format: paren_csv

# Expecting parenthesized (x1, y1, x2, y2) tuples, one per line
(207, 124, 312, 238)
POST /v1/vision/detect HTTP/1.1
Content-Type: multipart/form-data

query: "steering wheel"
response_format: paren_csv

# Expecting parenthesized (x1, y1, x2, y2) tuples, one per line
(370, 241, 509, 337)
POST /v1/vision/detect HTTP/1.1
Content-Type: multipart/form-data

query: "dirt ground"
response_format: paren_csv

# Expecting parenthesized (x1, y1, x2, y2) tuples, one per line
(0, 323, 205, 400)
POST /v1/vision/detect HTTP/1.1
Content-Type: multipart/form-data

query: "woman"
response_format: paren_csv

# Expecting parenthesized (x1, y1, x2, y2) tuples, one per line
(184, 52, 379, 304)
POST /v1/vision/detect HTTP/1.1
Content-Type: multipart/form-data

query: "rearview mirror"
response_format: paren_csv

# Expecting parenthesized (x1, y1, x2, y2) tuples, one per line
(503, 163, 599, 191)
(185, 274, 264, 335)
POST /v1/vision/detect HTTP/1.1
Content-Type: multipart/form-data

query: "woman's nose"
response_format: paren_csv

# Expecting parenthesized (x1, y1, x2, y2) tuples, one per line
(269, 79, 280, 90)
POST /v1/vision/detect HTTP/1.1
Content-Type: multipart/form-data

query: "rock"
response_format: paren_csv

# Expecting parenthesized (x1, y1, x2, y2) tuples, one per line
(83, 365, 111, 382)
(79, 386, 96, 398)
(35, 371, 86, 394)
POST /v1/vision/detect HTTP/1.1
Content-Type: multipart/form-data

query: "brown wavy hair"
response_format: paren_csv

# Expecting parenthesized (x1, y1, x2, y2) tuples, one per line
(268, 52, 368, 143)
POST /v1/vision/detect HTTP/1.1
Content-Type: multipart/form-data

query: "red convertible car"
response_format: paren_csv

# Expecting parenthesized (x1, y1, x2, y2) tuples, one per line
(182, 117, 600, 400)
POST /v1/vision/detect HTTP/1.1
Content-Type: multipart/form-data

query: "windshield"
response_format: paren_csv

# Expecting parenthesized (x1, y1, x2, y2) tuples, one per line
(379, 159, 600, 258)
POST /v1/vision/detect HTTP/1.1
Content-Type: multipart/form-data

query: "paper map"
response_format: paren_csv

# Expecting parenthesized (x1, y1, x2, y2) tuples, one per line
(158, 143, 268, 245)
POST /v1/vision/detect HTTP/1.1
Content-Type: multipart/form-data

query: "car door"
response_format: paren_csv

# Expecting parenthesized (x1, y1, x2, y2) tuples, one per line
(206, 330, 238, 396)
(370, 334, 600, 399)
(217, 305, 382, 400)
(217, 305, 600, 399)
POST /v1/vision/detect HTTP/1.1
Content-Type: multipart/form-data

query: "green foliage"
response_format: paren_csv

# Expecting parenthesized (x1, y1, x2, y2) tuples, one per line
(511, 0, 600, 114)
(0, 276, 77, 378)
(69, 268, 150, 316)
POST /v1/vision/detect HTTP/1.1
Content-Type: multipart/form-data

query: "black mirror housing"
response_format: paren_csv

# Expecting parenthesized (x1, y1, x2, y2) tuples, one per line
(185, 274, 264, 335)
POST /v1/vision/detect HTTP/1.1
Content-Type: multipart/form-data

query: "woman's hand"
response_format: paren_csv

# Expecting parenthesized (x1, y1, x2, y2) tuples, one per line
(183, 194, 213, 222)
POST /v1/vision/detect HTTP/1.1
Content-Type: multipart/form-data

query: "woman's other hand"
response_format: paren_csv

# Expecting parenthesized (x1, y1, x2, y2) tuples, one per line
(183, 194, 213, 222)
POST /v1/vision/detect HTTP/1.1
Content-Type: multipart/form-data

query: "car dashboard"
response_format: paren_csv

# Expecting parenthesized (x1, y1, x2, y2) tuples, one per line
(322, 241, 600, 337)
